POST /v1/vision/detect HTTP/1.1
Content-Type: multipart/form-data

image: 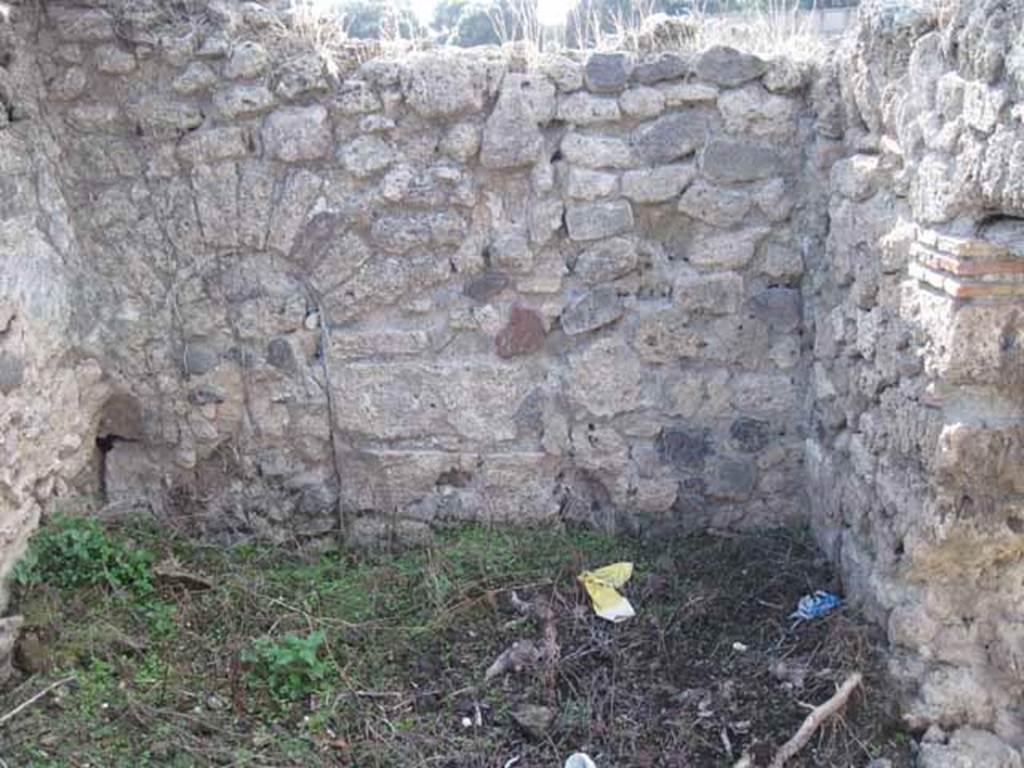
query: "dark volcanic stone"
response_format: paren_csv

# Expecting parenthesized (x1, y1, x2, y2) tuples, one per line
(183, 343, 219, 377)
(632, 52, 690, 84)
(748, 288, 802, 332)
(631, 112, 706, 164)
(585, 51, 632, 92)
(657, 426, 711, 469)
(266, 337, 297, 372)
(708, 457, 757, 501)
(0, 353, 25, 395)
(702, 138, 783, 182)
(730, 417, 771, 453)
(464, 270, 510, 303)
(695, 45, 767, 87)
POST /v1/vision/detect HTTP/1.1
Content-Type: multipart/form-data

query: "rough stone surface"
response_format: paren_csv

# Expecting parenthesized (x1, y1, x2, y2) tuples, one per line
(561, 132, 635, 169)
(631, 112, 706, 164)
(622, 163, 695, 203)
(402, 52, 493, 117)
(695, 46, 767, 87)
(224, 41, 269, 79)
(585, 52, 632, 93)
(214, 84, 275, 119)
(575, 237, 638, 284)
(7, 12, 1022, 762)
(633, 52, 689, 84)
(718, 84, 797, 138)
(495, 306, 546, 358)
(619, 86, 666, 118)
(688, 227, 770, 268)
(0, 13, 813, 594)
(702, 139, 784, 182)
(481, 73, 554, 169)
(557, 92, 621, 124)
(918, 728, 1023, 768)
(678, 180, 752, 227)
(676, 272, 745, 314)
(262, 105, 331, 162)
(565, 200, 635, 241)
(561, 287, 624, 336)
(803, 1, 1024, 759)
(564, 167, 618, 200)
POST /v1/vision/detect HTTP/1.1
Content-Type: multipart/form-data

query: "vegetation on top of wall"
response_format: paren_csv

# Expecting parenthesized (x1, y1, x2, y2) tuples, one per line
(266, 0, 829, 63)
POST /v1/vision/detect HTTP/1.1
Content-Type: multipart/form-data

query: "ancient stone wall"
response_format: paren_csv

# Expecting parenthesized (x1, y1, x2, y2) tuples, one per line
(807, 0, 1024, 760)
(6, 0, 1024, 758)
(0, 10, 110, 611)
(10, 2, 814, 552)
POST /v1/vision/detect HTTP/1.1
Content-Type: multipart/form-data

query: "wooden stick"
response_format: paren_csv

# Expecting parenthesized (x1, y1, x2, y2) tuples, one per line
(769, 672, 862, 768)
(0, 676, 75, 727)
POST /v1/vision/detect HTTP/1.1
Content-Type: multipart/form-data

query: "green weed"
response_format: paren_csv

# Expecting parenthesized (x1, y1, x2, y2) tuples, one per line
(242, 630, 332, 702)
(12, 514, 154, 596)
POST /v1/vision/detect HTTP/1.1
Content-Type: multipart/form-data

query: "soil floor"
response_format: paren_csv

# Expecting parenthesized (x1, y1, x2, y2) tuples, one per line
(0, 518, 914, 767)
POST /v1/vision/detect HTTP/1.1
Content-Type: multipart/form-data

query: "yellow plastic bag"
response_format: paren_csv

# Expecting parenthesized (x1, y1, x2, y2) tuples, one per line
(577, 562, 635, 623)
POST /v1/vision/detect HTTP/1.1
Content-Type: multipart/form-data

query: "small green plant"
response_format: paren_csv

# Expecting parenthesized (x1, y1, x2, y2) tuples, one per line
(13, 514, 154, 595)
(141, 600, 179, 640)
(242, 631, 331, 702)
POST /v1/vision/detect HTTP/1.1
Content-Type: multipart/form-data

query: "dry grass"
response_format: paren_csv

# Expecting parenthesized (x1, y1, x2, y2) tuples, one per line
(267, 0, 353, 65)
(488, 0, 542, 48)
(261, 1, 380, 76)
(690, 1, 828, 61)
(102, 0, 829, 64)
(558, 0, 827, 59)
(0, 519, 913, 767)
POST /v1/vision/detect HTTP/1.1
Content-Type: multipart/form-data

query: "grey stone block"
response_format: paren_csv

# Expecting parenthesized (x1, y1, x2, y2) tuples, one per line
(561, 286, 625, 335)
(585, 52, 632, 93)
(566, 200, 635, 241)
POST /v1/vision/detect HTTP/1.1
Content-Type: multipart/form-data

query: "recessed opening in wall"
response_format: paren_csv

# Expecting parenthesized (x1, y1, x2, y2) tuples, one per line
(977, 215, 1024, 254)
(94, 433, 125, 499)
(94, 394, 144, 501)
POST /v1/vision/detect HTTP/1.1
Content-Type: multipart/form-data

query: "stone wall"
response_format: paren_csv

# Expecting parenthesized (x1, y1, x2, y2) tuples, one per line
(10, 2, 813, 552)
(807, 0, 1024, 760)
(0, 10, 109, 612)
(5, 0, 1024, 758)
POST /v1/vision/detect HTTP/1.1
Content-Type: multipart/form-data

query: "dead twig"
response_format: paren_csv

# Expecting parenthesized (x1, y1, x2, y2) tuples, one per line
(154, 559, 214, 591)
(750, 672, 863, 768)
(0, 676, 75, 728)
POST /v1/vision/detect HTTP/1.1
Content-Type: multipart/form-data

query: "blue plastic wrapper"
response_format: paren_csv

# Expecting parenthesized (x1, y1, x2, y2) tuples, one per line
(790, 591, 842, 621)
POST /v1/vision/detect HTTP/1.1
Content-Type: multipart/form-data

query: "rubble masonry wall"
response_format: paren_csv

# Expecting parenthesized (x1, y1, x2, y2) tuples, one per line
(4, 0, 1024, 759)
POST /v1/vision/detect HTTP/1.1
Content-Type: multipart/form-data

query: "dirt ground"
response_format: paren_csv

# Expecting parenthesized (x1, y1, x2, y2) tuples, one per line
(0, 518, 914, 767)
